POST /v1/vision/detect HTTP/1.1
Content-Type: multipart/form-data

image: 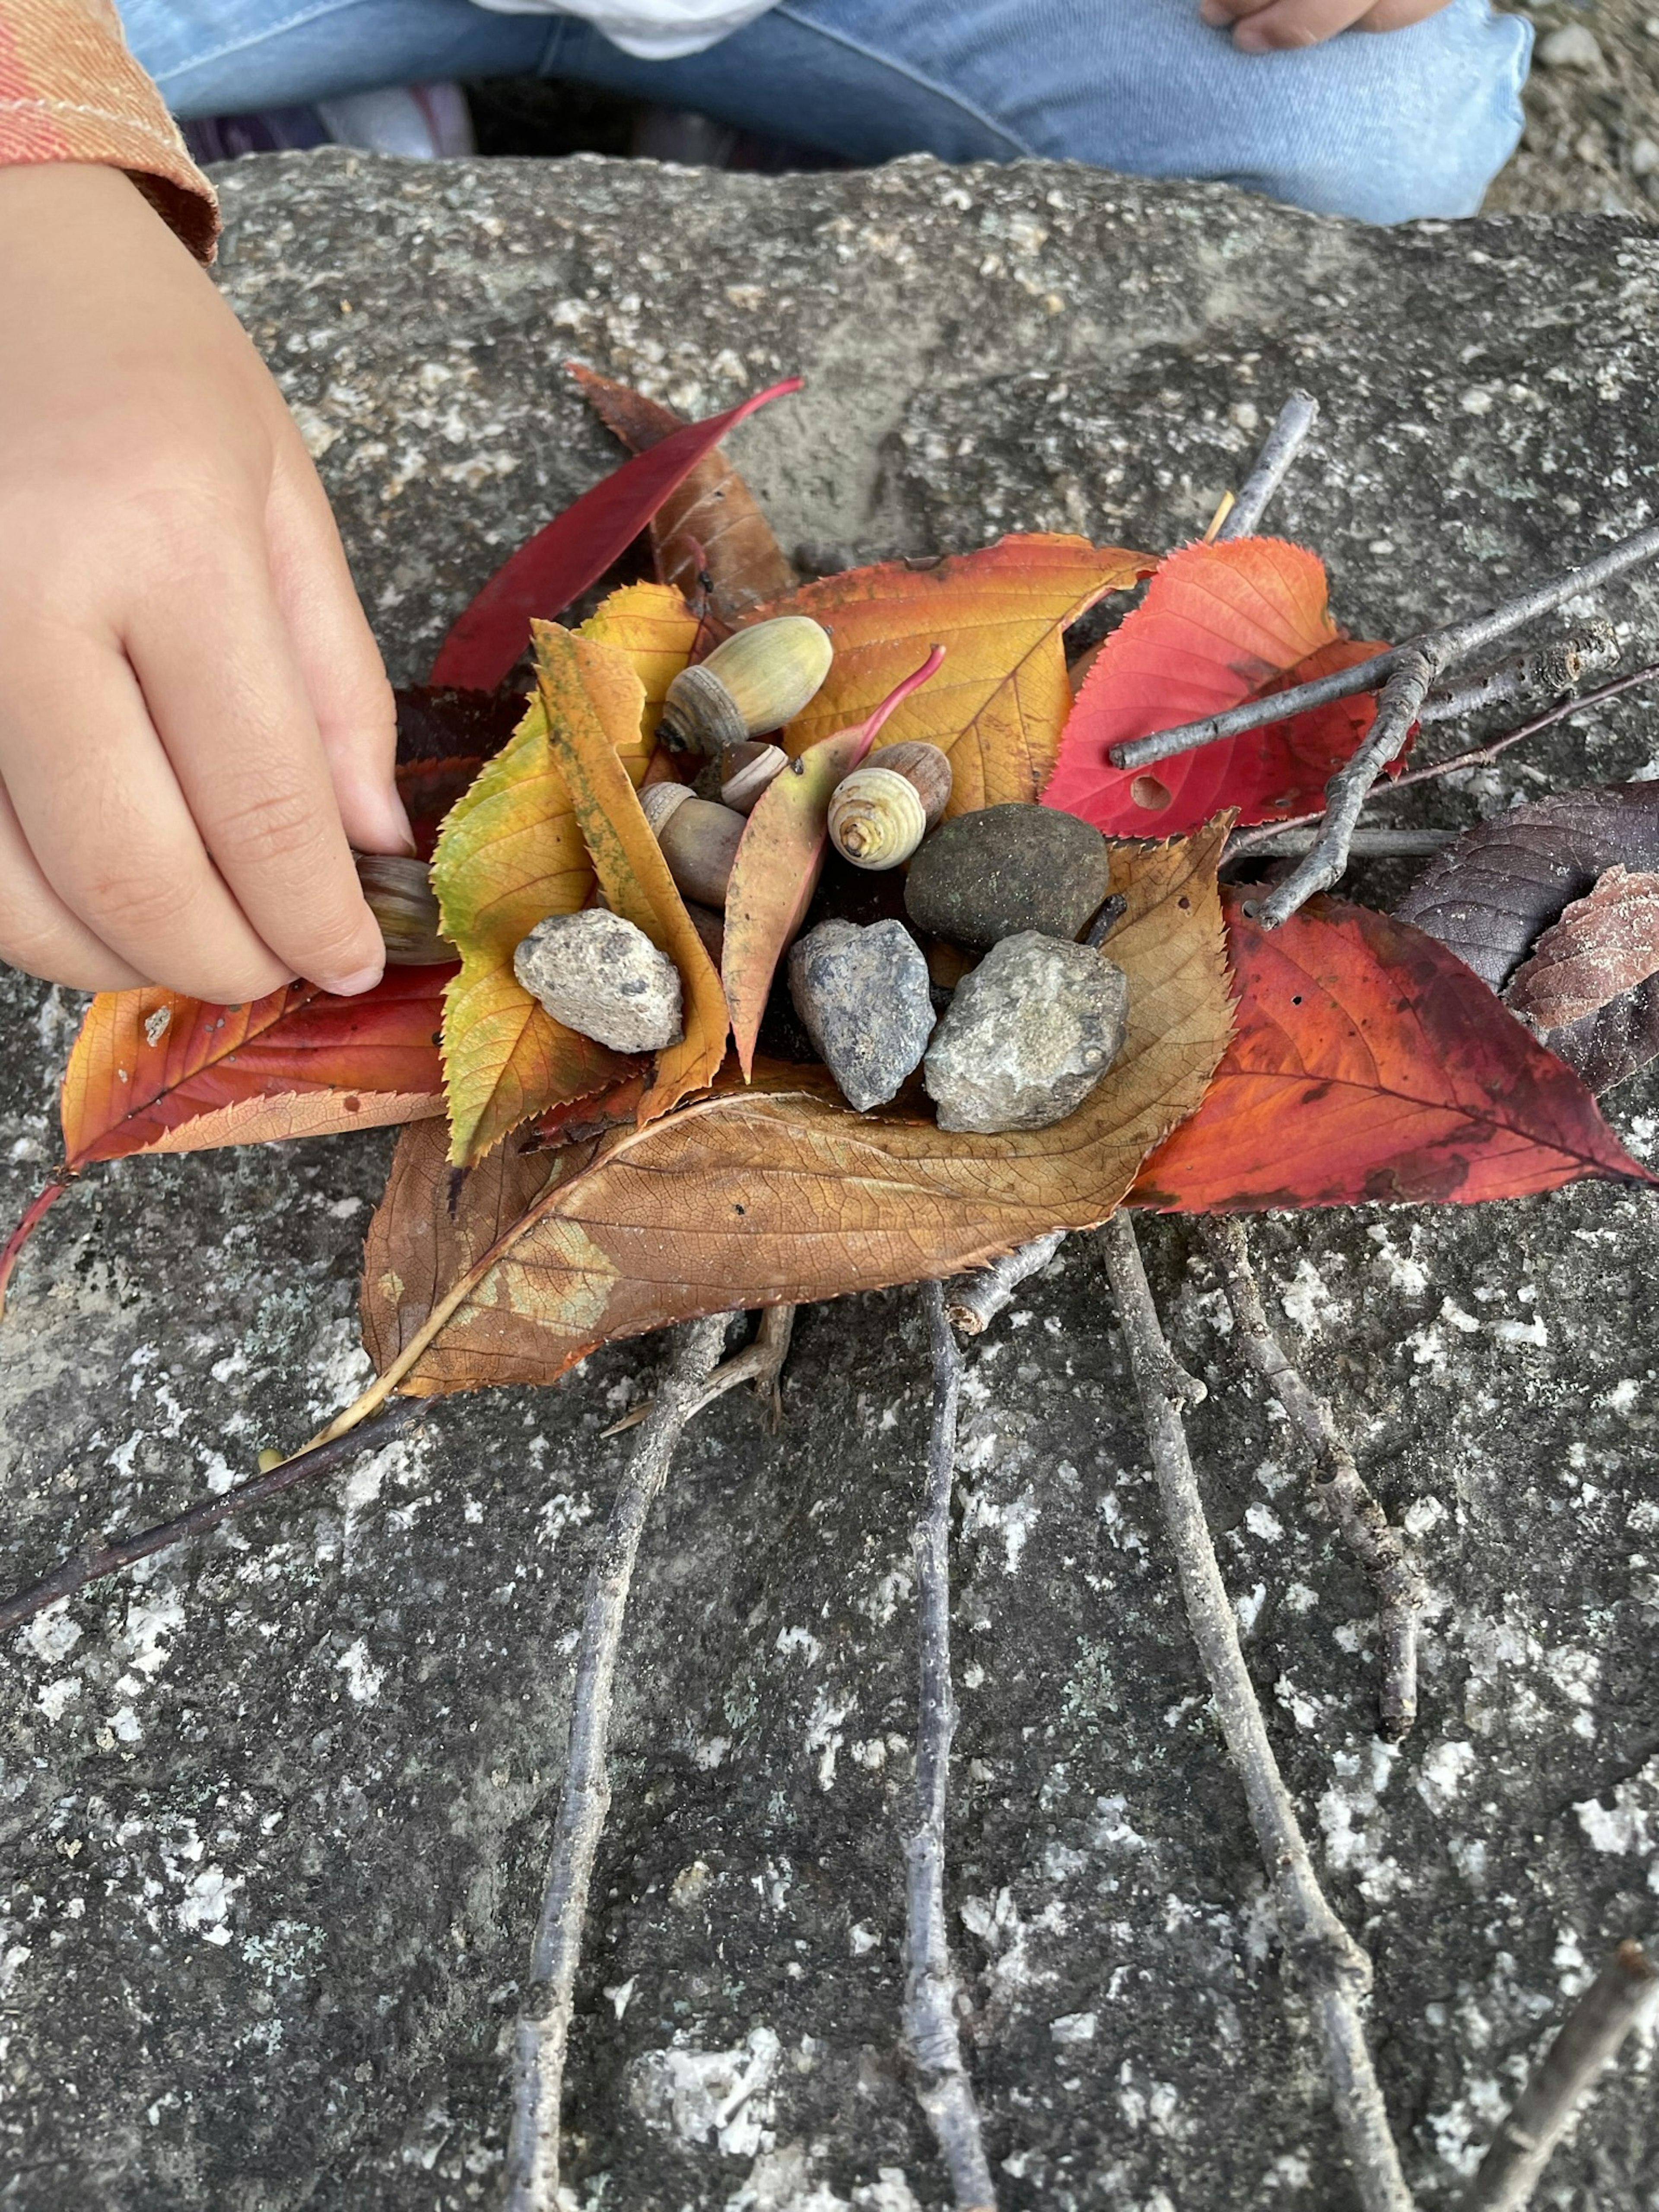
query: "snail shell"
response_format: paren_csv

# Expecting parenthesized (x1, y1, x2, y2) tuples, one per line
(658, 616, 834, 756)
(827, 766, 929, 871)
(639, 782, 747, 907)
(355, 851, 453, 965)
(867, 740, 952, 829)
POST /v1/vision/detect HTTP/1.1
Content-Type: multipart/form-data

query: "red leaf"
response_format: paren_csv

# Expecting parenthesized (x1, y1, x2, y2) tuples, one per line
(1131, 892, 1653, 1211)
(1042, 539, 1389, 835)
(429, 376, 803, 689)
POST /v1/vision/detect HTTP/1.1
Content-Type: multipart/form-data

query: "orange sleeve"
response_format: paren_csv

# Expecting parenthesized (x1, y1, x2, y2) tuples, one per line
(0, 0, 218, 257)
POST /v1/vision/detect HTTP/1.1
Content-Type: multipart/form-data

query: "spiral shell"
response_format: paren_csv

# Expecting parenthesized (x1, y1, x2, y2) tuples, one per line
(658, 616, 833, 755)
(827, 766, 929, 871)
(355, 852, 452, 965)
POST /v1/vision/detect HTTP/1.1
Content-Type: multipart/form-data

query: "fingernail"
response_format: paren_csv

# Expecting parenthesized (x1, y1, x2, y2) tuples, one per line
(321, 961, 385, 998)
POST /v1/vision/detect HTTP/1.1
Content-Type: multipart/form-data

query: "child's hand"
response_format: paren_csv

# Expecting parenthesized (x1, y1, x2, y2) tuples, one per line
(0, 163, 409, 1003)
(1200, 0, 1450, 51)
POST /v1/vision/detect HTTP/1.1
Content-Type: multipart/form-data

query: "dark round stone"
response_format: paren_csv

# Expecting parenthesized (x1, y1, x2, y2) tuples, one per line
(903, 804, 1113, 950)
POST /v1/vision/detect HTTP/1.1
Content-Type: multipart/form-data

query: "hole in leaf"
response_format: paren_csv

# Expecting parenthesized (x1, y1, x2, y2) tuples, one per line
(1131, 775, 1171, 811)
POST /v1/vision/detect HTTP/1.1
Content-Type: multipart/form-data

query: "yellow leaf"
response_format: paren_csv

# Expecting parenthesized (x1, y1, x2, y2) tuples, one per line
(531, 621, 729, 1125)
(580, 581, 700, 743)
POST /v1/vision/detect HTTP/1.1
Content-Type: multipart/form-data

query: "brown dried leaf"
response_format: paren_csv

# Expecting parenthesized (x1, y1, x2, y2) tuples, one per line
(1505, 865, 1659, 1032)
(359, 822, 1233, 1396)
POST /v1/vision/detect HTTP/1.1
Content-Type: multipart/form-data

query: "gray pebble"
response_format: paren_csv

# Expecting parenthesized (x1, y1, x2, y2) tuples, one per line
(923, 931, 1128, 1133)
(787, 918, 935, 1112)
(904, 803, 1112, 950)
(513, 909, 683, 1053)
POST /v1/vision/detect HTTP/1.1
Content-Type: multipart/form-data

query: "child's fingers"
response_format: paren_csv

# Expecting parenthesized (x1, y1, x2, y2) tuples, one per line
(0, 777, 145, 993)
(1353, 0, 1454, 26)
(1226, 0, 1373, 46)
(265, 429, 411, 861)
(121, 534, 389, 998)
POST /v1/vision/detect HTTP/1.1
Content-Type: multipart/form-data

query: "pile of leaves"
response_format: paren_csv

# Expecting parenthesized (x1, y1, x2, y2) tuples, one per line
(10, 374, 1654, 1395)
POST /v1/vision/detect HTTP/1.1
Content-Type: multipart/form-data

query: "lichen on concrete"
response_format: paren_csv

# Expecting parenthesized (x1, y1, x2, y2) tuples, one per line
(3, 152, 1659, 2209)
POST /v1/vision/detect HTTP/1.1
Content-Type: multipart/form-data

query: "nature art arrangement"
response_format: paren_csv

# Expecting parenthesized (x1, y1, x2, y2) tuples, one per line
(5, 376, 1659, 2212)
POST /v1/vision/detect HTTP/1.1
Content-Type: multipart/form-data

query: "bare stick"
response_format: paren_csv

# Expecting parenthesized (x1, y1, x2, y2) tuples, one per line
(1460, 1940, 1658, 2212)
(504, 1313, 734, 2211)
(944, 1233, 1065, 1338)
(1110, 521, 1659, 773)
(1257, 648, 1437, 927)
(601, 1302, 797, 1435)
(902, 1283, 997, 2210)
(1100, 1216, 1414, 2212)
(1224, 658, 1659, 861)
(1415, 623, 1618, 725)
(0, 1397, 429, 1637)
(1215, 392, 1319, 541)
(1198, 1220, 1427, 1740)
(1226, 827, 1456, 863)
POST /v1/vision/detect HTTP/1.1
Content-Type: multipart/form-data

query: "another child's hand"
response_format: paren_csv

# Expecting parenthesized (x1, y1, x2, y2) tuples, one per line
(0, 163, 409, 1003)
(1200, 0, 1451, 51)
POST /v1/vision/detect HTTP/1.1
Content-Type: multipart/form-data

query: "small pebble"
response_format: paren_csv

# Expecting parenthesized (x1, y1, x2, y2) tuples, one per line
(923, 931, 1128, 1134)
(1539, 22, 1602, 69)
(904, 804, 1112, 950)
(513, 909, 683, 1053)
(788, 918, 935, 1112)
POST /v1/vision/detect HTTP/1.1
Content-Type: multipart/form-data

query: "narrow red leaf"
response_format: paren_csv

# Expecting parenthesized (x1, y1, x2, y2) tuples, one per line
(1131, 892, 1653, 1211)
(0, 1178, 71, 1322)
(430, 376, 804, 689)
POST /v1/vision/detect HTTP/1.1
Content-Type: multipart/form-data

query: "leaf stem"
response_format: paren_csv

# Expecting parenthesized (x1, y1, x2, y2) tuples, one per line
(0, 1175, 73, 1325)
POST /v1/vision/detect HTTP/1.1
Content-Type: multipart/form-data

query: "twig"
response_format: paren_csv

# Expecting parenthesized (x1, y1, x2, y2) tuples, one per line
(504, 1313, 737, 2211)
(0, 1397, 429, 1638)
(1224, 658, 1659, 861)
(1197, 1220, 1427, 1741)
(0, 1174, 73, 1325)
(1225, 827, 1456, 864)
(1100, 1216, 1414, 2212)
(1110, 521, 1659, 772)
(1460, 1939, 1658, 2212)
(902, 1284, 997, 2210)
(1215, 392, 1319, 541)
(599, 1302, 796, 1435)
(1257, 648, 1437, 926)
(1415, 623, 1617, 725)
(943, 1234, 1065, 1338)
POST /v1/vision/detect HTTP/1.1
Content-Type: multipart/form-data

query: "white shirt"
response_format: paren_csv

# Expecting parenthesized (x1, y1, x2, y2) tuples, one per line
(467, 0, 781, 60)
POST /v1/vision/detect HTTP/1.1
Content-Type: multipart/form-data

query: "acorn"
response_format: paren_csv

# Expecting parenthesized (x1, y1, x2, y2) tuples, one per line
(658, 616, 834, 755)
(721, 741, 789, 814)
(355, 851, 452, 965)
(828, 741, 953, 871)
(639, 782, 747, 908)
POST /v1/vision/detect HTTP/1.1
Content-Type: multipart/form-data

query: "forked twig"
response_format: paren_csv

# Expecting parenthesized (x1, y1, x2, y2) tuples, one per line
(0, 1396, 429, 1637)
(601, 1302, 797, 1434)
(504, 1313, 737, 2211)
(1217, 391, 1319, 540)
(1414, 623, 1617, 725)
(902, 1284, 997, 2209)
(1198, 1220, 1427, 1740)
(944, 1234, 1065, 1337)
(1460, 1940, 1657, 2212)
(1101, 1216, 1413, 2212)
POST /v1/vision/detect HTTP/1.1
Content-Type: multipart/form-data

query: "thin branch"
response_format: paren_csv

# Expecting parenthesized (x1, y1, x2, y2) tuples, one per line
(1100, 1216, 1414, 2212)
(1460, 1939, 1658, 2212)
(1226, 827, 1455, 864)
(1215, 391, 1319, 541)
(1109, 521, 1659, 773)
(601, 1302, 797, 1435)
(902, 1283, 997, 2210)
(1257, 648, 1437, 927)
(1224, 658, 1659, 861)
(504, 1313, 736, 2212)
(944, 1233, 1065, 1338)
(1415, 623, 1618, 725)
(0, 1397, 429, 1637)
(1197, 1220, 1427, 1741)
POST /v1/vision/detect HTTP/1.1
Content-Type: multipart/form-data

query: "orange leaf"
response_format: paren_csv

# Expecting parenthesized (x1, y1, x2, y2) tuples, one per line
(579, 581, 701, 742)
(359, 824, 1232, 1394)
(1043, 539, 1391, 835)
(760, 535, 1154, 814)
(1131, 892, 1653, 1211)
(531, 622, 729, 1124)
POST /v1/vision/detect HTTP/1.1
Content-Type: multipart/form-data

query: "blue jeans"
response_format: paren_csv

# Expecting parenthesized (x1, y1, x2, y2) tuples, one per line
(118, 0, 1531, 224)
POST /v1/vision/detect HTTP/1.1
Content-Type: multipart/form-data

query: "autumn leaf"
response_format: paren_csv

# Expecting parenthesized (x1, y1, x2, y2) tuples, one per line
(722, 649, 945, 1078)
(579, 581, 701, 743)
(531, 621, 729, 1123)
(1505, 866, 1659, 1033)
(1131, 892, 1653, 1211)
(570, 363, 797, 618)
(1042, 538, 1389, 836)
(757, 535, 1154, 815)
(357, 823, 1232, 1395)
(432, 669, 651, 1170)
(429, 375, 803, 689)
